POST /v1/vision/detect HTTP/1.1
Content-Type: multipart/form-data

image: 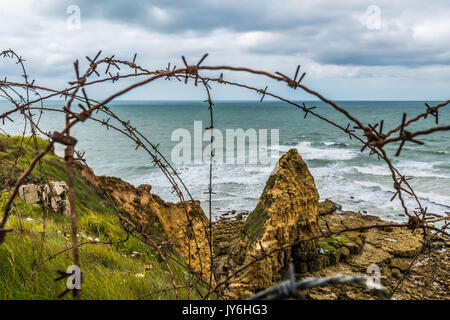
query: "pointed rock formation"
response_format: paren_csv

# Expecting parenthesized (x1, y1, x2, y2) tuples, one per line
(227, 149, 320, 298)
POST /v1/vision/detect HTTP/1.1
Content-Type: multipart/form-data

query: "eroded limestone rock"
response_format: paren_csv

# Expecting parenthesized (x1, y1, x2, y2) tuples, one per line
(212, 149, 448, 299)
(319, 199, 341, 216)
(300, 212, 450, 300)
(227, 149, 320, 298)
(96, 175, 212, 280)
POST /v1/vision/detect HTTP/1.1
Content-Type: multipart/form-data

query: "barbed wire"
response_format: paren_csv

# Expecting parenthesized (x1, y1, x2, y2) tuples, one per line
(248, 263, 389, 300)
(0, 48, 449, 300)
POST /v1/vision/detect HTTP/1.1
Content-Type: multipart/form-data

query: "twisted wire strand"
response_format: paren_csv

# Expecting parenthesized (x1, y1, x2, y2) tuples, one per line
(249, 274, 389, 300)
(249, 264, 389, 300)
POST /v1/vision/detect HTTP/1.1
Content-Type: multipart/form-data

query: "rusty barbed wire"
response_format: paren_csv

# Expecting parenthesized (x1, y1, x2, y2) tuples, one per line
(248, 263, 389, 300)
(0, 49, 449, 300)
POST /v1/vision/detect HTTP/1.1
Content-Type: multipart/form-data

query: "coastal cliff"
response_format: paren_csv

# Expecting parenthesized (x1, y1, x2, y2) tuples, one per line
(80, 166, 212, 279)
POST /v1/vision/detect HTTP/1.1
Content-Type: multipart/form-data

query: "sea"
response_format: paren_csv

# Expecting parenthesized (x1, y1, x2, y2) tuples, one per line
(1, 100, 449, 222)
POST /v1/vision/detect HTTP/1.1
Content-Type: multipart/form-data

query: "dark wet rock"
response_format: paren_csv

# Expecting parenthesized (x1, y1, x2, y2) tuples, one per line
(319, 199, 341, 216)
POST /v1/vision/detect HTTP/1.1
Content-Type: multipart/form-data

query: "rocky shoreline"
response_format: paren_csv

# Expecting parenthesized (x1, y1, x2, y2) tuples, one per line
(211, 149, 449, 299)
(213, 206, 449, 299)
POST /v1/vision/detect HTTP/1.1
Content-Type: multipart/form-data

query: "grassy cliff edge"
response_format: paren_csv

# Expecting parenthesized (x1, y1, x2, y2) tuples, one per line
(0, 135, 209, 299)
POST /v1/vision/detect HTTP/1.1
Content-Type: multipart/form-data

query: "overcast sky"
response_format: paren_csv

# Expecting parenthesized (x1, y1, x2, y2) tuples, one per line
(1, 0, 449, 100)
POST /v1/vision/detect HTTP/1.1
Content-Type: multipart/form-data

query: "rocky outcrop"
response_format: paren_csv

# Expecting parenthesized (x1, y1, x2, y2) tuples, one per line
(215, 207, 449, 300)
(301, 210, 449, 300)
(93, 175, 212, 280)
(18, 181, 69, 215)
(212, 147, 449, 300)
(224, 149, 320, 298)
(319, 199, 341, 216)
(75, 161, 213, 280)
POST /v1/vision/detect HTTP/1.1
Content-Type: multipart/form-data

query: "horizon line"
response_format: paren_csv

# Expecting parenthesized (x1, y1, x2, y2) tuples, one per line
(0, 99, 447, 103)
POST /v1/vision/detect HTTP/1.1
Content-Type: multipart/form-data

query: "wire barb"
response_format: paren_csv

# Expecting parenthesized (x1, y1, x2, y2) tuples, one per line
(249, 263, 389, 300)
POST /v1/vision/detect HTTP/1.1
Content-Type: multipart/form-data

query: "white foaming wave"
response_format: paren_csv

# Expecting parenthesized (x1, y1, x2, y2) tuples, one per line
(310, 162, 354, 177)
(416, 192, 450, 209)
(212, 174, 265, 185)
(354, 180, 394, 193)
(278, 141, 358, 161)
(353, 180, 450, 209)
(243, 165, 274, 173)
(393, 161, 450, 178)
(317, 177, 449, 223)
(396, 160, 434, 170)
(322, 141, 350, 147)
(353, 165, 391, 176)
(316, 177, 404, 221)
(148, 163, 269, 187)
(353, 160, 450, 179)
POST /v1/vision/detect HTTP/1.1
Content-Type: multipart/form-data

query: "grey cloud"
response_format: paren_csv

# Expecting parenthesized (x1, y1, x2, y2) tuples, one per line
(40, 0, 345, 33)
(34, 0, 450, 67)
(239, 14, 450, 67)
(1, 0, 449, 100)
(245, 31, 450, 67)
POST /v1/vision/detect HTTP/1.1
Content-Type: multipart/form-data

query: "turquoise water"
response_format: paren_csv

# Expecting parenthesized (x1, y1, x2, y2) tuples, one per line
(1, 100, 449, 221)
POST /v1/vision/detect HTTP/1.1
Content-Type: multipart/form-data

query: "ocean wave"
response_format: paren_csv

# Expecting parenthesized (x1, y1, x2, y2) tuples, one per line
(352, 180, 450, 209)
(310, 163, 354, 177)
(351, 160, 450, 179)
(243, 165, 274, 173)
(353, 180, 395, 194)
(321, 141, 350, 147)
(317, 177, 450, 221)
(278, 141, 358, 161)
(415, 192, 450, 209)
(129, 140, 449, 221)
(352, 165, 391, 176)
(426, 149, 449, 155)
(137, 164, 270, 188)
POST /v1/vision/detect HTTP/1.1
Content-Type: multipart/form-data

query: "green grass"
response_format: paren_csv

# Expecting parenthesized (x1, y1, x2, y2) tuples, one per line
(318, 236, 350, 255)
(0, 134, 112, 215)
(0, 135, 211, 299)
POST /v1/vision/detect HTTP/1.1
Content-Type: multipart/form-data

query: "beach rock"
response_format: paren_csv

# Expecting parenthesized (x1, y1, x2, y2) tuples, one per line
(43, 181, 67, 197)
(212, 216, 246, 284)
(339, 246, 350, 259)
(307, 287, 337, 300)
(214, 186, 448, 300)
(391, 268, 402, 278)
(319, 199, 341, 215)
(298, 210, 450, 300)
(391, 258, 409, 272)
(227, 149, 320, 298)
